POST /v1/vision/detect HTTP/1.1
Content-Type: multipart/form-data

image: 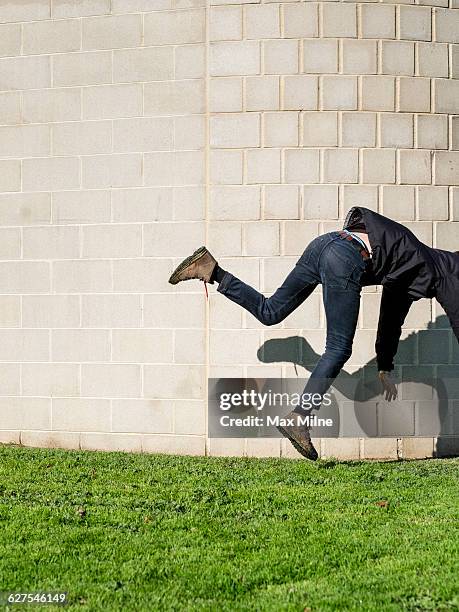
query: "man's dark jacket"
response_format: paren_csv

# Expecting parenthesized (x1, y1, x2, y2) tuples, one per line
(343, 206, 459, 371)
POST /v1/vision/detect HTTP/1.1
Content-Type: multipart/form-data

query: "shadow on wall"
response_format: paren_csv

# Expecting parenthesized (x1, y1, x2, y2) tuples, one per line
(257, 315, 459, 458)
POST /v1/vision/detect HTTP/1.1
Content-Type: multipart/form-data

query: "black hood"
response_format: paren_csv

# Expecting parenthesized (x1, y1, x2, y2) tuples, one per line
(343, 206, 444, 299)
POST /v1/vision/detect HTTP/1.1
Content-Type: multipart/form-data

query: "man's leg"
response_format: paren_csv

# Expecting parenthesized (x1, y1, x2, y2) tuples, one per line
(216, 246, 320, 326)
(298, 281, 362, 406)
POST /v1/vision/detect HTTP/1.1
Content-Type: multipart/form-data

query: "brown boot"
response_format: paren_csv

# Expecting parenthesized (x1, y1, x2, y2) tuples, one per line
(277, 410, 319, 461)
(168, 246, 217, 285)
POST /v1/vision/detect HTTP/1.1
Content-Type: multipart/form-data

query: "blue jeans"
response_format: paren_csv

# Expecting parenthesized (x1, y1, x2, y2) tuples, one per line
(216, 231, 370, 405)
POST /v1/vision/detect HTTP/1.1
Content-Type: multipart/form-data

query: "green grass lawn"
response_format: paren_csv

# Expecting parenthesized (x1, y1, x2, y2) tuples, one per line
(0, 445, 458, 611)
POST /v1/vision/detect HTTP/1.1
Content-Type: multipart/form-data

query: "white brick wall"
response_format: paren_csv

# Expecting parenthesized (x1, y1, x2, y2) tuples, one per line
(0, 0, 457, 460)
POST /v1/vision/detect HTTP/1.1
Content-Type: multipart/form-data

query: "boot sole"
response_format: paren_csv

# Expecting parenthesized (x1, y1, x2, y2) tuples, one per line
(168, 246, 210, 285)
(277, 425, 318, 461)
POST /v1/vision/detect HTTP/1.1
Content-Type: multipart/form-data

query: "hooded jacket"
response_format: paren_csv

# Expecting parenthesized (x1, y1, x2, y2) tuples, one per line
(343, 206, 459, 371)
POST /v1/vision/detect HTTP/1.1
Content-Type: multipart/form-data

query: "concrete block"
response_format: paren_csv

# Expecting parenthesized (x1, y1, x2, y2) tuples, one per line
(362, 438, 398, 460)
(23, 88, 81, 124)
(23, 18, 79, 54)
(174, 329, 205, 365)
(343, 185, 378, 211)
(0, 398, 50, 431)
(303, 185, 339, 220)
(283, 3, 318, 39)
(175, 43, 206, 79)
(0, 363, 19, 395)
(144, 364, 205, 399)
(174, 400, 206, 435)
(0, 159, 20, 192)
(284, 149, 320, 183)
(418, 186, 448, 220)
(112, 187, 174, 222)
(264, 185, 299, 220)
(0, 329, 49, 361)
(144, 151, 204, 186)
(342, 39, 377, 75)
(144, 79, 204, 115)
(52, 329, 110, 362)
(399, 6, 431, 41)
(361, 4, 396, 39)
(403, 437, 434, 459)
(210, 185, 260, 219)
(379, 400, 415, 436)
(0, 192, 50, 225)
(82, 224, 142, 258)
(434, 79, 459, 114)
(210, 114, 260, 148)
(0, 261, 50, 294)
(342, 112, 376, 147)
(362, 149, 396, 184)
(0, 55, 50, 90)
(322, 76, 357, 110)
(21, 431, 80, 451)
(23, 226, 80, 260)
(434, 152, 459, 186)
(22, 363, 79, 397)
(399, 150, 432, 185)
(112, 329, 173, 363)
(264, 39, 298, 75)
(322, 438, 360, 460)
(80, 433, 142, 453)
(382, 41, 414, 76)
(380, 113, 413, 148)
(435, 8, 459, 44)
(210, 40, 260, 76)
(0, 0, 50, 22)
(0, 430, 20, 445)
(245, 4, 280, 39)
(53, 190, 111, 224)
(112, 399, 173, 434)
(53, 51, 112, 87)
(53, 121, 111, 156)
(416, 114, 448, 150)
(417, 42, 448, 78)
(323, 149, 359, 184)
(208, 438, 245, 457)
(113, 47, 173, 83)
(113, 258, 172, 293)
(210, 150, 243, 185)
(0, 124, 50, 158)
(322, 3, 356, 38)
(303, 39, 338, 74)
(0, 92, 21, 125)
(246, 148, 281, 184)
(303, 112, 337, 146)
(144, 9, 205, 45)
(361, 76, 395, 111)
(0, 296, 20, 327)
(82, 294, 142, 328)
(209, 77, 242, 112)
(22, 295, 80, 328)
(82, 84, 142, 119)
(53, 260, 111, 293)
(52, 398, 110, 433)
(210, 6, 242, 41)
(282, 221, 319, 256)
(81, 364, 141, 398)
(399, 77, 430, 113)
(83, 153, 142, 189)
(246, 76, 279, 111)
(53, 0, 110, 18)
(243, 221, 279, 256)
(144, 294, 205, 329)
(143, 434, 205, 456)
(264, 112, 299, 146)
(382, 185, 416, 220)
(246, 438, 281, 458)
(283, 75, 318, 111)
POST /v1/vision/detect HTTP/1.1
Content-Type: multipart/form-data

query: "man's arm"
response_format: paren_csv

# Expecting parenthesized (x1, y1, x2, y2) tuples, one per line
(375, 286, 414, 372)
